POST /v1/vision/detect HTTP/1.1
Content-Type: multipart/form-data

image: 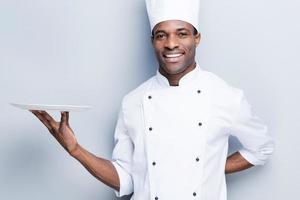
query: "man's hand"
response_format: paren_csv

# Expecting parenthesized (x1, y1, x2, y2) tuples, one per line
(30, 110, 78, 154)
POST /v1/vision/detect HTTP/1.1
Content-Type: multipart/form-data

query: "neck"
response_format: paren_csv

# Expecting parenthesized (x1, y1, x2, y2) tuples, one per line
(159, 63, 197, 86)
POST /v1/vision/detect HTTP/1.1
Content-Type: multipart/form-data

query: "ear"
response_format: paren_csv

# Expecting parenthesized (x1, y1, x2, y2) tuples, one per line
(195, 32, 201, 47)
(151, 35, 154, 45)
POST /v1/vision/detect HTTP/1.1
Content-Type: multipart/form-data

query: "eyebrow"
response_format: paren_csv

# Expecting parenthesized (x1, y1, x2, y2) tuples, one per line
(176, 28, 189, 32)
(153, 30, 166, 36)
(153, 28, 190, 36)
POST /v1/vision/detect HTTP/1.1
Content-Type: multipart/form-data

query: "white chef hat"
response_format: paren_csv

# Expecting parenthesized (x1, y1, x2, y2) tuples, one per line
(145, 0, 200, 33)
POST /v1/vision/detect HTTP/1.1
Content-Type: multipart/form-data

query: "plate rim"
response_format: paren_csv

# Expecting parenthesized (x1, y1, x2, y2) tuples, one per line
(10, 103, 92, 111)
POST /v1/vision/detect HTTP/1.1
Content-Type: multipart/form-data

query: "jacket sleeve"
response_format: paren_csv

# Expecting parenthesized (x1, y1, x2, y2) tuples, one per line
(111, 104, 134, 197)
(230, 92, 275, 165)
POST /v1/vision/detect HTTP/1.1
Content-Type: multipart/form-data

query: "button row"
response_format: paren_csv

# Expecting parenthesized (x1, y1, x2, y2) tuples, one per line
(147, 89, 202, 100)
(148, 122, 202, 133)
(148, 89, 201, 200)
(154, 192, 197, 200)
(151, 157, 200, 167)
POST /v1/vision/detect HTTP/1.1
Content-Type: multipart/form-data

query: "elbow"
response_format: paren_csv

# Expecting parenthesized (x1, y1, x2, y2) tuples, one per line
(258, 141, 275, 165)
(239, 139, 275, 166)
(254, 139, 275, 166)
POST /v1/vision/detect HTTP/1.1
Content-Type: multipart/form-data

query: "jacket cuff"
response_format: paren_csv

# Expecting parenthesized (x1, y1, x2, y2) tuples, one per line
(111, 161, 133, 197)
(238, 148, 267, 166)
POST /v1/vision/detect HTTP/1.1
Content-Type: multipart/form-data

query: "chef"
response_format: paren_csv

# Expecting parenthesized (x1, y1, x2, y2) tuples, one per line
(31, 0, 274, 199)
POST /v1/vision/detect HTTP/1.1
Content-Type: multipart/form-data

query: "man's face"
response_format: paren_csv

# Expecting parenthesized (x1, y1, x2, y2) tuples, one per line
(151, 20, 201, 75)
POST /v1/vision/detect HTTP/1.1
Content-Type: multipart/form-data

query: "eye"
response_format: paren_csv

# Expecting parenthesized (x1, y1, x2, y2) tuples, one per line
(178, 32, 188, 38)
(155, 33, 166, 40)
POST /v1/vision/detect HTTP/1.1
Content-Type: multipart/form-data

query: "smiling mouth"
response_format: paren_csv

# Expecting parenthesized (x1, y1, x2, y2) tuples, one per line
(164, 53, 183, 58)
(163, 53, 183, 58)
(163, 53, 184, 62)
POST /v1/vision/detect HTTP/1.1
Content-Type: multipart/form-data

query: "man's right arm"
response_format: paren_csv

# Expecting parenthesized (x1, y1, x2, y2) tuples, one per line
(70, 144, 120, 191)
(30, 110, 120, 192)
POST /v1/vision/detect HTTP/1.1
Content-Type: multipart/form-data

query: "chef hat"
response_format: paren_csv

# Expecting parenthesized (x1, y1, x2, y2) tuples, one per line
(145, 0, 200, 33)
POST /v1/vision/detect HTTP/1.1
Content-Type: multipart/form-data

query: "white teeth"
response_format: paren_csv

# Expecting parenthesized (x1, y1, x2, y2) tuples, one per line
(165, 54, 182, 58)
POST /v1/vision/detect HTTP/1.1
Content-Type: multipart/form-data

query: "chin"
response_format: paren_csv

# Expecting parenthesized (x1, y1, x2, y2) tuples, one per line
(163, 64, 187, 75)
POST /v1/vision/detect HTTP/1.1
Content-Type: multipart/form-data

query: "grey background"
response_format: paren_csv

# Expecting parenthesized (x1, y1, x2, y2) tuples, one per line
(0, 0, 299, 199)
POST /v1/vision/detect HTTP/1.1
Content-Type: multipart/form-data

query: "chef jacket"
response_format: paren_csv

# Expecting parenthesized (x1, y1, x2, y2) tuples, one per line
(111, 64, 274, 200)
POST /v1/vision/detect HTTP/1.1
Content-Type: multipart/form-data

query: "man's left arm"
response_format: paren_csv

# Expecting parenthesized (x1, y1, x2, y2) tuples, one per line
(228, 91, 275, 174)
(225, 151, 253, 174)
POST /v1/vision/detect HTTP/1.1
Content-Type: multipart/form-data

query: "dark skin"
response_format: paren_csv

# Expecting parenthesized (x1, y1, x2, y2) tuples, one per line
(30, 20, 252, 193)
(151, 20, 253, 172)
(152, 20, 200, 86)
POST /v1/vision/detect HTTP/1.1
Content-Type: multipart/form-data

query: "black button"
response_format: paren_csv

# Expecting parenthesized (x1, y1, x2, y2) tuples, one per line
(197, 90, 201, 94)
(148, 95, 152, 99)
(155, 197, 158, 200)
(198, 122, 202, 126)
(193, 192, 197, 196)
(196, 157, 200, 162)
(149, 127, 153, 131)
(152, 162, 156, 166)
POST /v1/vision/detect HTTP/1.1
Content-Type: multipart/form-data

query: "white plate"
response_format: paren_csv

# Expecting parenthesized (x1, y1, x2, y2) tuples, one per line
(10, 103, 92, 112)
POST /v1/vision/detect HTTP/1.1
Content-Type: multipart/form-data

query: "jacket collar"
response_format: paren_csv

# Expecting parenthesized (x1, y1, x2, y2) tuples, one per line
(155, 63, 202, 88)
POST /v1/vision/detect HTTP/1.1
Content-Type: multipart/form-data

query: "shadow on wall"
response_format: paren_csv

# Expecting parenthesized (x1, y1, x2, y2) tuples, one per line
(119, 193, 133, 200)
(1, 127, 60, 198)
(1, 125, 134, 200)
(2, 131, 51, 182)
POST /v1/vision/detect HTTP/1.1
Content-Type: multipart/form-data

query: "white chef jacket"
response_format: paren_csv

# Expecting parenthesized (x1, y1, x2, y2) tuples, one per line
(111, 64, 274, 200)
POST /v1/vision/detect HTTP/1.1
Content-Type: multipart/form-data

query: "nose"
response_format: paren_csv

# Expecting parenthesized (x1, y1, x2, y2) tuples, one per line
(164, 35, 179, 50)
